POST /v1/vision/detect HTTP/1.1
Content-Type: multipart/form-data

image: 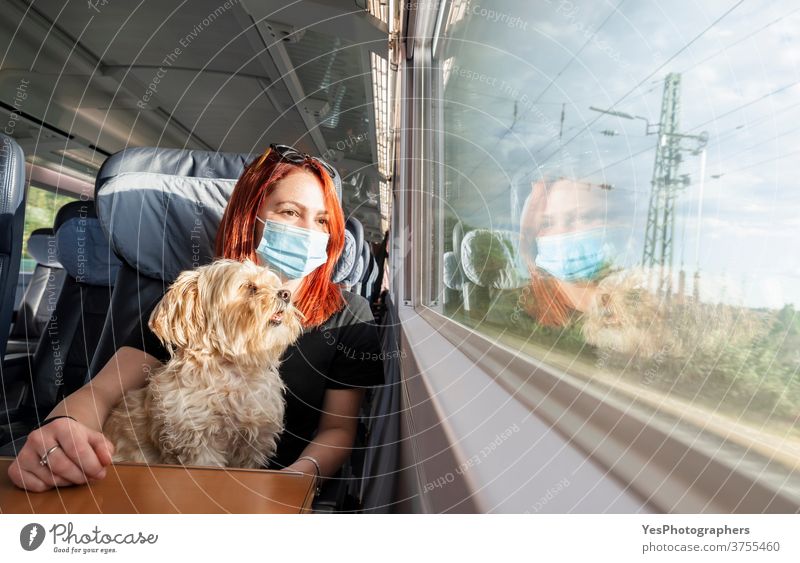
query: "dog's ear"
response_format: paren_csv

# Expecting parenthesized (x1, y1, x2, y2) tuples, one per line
(149, 268, 204, 351)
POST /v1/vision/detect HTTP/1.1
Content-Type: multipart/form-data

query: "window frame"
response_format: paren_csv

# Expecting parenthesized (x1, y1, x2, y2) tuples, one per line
(397, 0, 800, 513)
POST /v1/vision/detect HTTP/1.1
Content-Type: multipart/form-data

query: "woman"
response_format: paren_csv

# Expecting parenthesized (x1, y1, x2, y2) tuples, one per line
(7, 144, 384, 492)
(518, 178, 615, 327)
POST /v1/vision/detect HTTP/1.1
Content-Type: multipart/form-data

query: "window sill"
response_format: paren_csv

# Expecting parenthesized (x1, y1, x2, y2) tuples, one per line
(397, 305, 650, 513)
(411, 305, 800, 513)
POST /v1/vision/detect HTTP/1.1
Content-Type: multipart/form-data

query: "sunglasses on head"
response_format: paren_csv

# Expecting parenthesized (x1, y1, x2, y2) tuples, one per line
(266, 143, 338, 183)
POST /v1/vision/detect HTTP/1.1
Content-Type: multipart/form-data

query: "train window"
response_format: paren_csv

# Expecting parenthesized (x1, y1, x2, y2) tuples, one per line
(21, 186, 78, 273)
(433, 0, 800, 483)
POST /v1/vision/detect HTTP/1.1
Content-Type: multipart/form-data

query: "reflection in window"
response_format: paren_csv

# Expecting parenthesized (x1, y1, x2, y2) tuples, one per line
(435, 0, 800, 476)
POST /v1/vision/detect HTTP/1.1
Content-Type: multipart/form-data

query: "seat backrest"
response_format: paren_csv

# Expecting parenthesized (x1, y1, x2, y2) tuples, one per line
(338, 218, 365, 290)
(88, 147, 253, 377)
(332, 224, 357, 284)
(0, 134, 27, 357)
(452, 221, 464, 259)
(8, 228, 66, 341)
(358, 242, 378, 300)
(333, 217, 365, 286)
(460, 228, 530, 289)
(363, 255, 379, 302)
(87, 147, 354, 378)
(355, 290, 401, 512)
(28, 201, 121, 411)
(442, 251, 464, 290)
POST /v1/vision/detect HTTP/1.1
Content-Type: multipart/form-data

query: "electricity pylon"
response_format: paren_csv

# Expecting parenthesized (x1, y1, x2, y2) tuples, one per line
(641, 73, 708, 296)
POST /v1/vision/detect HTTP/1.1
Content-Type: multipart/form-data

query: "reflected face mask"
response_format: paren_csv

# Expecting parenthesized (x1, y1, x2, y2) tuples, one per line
(255, 218, 329, 280)
(534, 227, 612, 281)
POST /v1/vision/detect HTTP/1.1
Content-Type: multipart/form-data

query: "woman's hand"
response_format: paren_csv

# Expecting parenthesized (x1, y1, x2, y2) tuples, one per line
(7, 417, 115, 492)
(6, 346, 160, 492)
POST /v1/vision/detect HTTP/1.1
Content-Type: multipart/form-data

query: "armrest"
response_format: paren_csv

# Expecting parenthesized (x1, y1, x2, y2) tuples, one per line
(1, 353, 32, 386)
(1, 353, 33, 387)
(0, 353, 33, 422)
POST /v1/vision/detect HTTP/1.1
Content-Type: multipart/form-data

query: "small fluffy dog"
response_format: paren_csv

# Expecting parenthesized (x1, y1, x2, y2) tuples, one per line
(581, 266, 668, 359)
(103, 259, 303, 468)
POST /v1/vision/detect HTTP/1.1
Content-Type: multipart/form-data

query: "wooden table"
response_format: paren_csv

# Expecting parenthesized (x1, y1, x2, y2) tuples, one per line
(0, 457, 316, 513)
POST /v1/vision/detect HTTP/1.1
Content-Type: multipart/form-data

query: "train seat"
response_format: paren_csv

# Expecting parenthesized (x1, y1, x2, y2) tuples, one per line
(0, 146, 393, 510)
(0, 201, 121, 447)
(86, 147, 357, 375)
(460, 228, 529, 290)
(357, 241, 379, 302)
(86, 147, 367, 511)
(336, 216, 365, 290)
(0, 134, 28, 359)
(443, 251, 464, 291)
(5, 228, 66, 356)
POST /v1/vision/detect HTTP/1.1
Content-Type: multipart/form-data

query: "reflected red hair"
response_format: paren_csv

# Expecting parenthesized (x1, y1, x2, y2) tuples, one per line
(520, 179, 579, 327)
(215, 148, 345, 328)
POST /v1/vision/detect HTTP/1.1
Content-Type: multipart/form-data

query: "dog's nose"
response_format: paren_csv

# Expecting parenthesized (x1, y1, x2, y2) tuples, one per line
(278, 289, 291, 303)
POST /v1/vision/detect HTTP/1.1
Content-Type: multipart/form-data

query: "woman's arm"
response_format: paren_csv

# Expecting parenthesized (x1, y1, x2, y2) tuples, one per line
(47, 346, 162, 431)
(7, 346, 162, 491)
(283, 388, 366, 479)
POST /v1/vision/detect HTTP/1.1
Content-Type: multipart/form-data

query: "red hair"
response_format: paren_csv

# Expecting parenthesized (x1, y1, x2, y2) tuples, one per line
(520, 179, 582, 327)
(215, 148, 345, 328)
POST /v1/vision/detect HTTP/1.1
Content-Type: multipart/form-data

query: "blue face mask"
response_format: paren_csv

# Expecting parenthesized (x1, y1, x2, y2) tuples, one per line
(255, 218, 329, 280)
(534, 227, 612, 281)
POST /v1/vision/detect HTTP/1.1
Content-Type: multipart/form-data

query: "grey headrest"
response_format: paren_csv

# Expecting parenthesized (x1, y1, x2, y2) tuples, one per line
(443, 251, 464, 290)
(332, 228, 357, 283)
(452, 221, 464, 263)
(99, 172, 235, 282)
(338, 217, 365, 287)
(27, 228, 62, 268)
(360, 241, 375, 283)
(461, 229, 529, 289)
(95, 147, 254, 282)
(55, 201, 121, 286)
(0, 134, 25, 219)
(351, 240, 370, 285)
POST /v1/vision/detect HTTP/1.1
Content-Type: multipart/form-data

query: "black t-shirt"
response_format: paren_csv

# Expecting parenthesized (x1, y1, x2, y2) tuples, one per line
(121, 290, 384, 469)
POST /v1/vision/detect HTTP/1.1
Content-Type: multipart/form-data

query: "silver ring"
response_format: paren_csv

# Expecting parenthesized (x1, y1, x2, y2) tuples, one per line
(39, 444, 61, 467)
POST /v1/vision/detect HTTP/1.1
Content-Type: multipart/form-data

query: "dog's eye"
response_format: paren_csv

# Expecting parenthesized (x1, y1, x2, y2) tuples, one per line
(243, 281, 258, 294)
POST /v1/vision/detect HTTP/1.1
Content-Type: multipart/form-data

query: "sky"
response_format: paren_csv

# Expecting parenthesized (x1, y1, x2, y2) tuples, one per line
(439, 0, 800, 309)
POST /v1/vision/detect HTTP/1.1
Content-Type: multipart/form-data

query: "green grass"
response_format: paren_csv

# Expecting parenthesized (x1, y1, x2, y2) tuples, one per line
(446, 287, 800, 437)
